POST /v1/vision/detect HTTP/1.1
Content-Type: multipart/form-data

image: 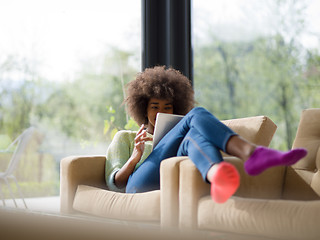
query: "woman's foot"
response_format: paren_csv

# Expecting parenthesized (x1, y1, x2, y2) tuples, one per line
(209, 162, 240, 203)
(244, 146, 308, 176)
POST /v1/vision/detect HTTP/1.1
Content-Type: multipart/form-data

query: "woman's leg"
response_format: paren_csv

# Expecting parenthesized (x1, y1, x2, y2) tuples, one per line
(126, 107, 237, 193)
(177, 128, 240, 203)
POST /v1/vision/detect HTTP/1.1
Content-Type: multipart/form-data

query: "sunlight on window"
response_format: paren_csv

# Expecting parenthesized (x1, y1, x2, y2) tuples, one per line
(0, 0, 141, 81)
(0, 0, 141, 199)
(193, 0, 320, 150)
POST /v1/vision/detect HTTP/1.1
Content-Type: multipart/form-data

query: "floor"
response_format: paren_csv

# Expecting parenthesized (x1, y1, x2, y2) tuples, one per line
(1, 196, 60, 213)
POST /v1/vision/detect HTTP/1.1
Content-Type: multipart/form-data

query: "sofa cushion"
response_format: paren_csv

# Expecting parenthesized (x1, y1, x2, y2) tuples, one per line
(197, 196, 320, 240)
(221, 115, 277, 147)
(73, 185, 160, 221)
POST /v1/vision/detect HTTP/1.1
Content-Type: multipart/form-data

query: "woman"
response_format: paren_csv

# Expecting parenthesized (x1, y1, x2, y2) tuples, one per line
(105, 66, 307, 203)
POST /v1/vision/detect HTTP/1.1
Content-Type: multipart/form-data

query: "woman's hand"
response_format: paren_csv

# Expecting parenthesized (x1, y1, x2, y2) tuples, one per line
(130, 124, 153, 165)
(114, 124, 153, 188)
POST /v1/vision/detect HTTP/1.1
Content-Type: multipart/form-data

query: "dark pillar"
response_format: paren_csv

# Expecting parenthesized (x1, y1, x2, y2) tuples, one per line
(142, 0, 193, 83)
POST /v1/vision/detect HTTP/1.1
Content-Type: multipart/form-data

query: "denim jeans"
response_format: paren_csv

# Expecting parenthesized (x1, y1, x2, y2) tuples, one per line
(126, 107, 237, 193)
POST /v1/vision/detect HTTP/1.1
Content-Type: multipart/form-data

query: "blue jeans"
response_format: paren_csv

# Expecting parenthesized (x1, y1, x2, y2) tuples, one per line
(126, 107, 237, 193)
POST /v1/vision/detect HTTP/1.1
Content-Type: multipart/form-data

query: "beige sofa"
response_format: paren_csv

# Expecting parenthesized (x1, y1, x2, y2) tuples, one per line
(173, 108, 320, 240)
(60, 115, 276, 225)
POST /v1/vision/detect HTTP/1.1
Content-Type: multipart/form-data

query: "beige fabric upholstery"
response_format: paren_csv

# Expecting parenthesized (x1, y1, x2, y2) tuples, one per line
(198, 196, 320, 240)
(73, 185, 160, 221)
(60, 155, 160, 221)
(177, 109, 320, 240)
(60, 155, 107, 214)
(221, 115, 277, 148)
(283, 108, 320, 200)
(160, 156, 189, 227)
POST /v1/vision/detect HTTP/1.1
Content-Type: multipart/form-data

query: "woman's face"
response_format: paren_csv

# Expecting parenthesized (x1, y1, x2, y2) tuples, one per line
(146, 98, 173, 134)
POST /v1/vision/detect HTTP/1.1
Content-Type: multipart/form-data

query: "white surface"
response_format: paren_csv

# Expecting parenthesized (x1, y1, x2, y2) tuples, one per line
(1, 196, 60, 213)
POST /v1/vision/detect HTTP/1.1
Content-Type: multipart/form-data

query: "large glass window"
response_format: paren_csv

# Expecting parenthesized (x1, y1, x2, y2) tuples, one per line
(193, 0, 320, 150)
(0, 0, 141, 202)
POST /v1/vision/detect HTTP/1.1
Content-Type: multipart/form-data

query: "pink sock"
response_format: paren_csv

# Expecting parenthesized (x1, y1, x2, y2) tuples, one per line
(244, 146, 308, 176)
(210, 162, 240, 203)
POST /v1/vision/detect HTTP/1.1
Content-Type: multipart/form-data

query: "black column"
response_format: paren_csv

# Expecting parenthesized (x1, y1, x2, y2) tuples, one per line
(142, 0, 193, 83)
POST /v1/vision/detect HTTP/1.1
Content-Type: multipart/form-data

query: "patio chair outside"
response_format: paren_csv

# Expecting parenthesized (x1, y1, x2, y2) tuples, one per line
(0, 127, 37, 208)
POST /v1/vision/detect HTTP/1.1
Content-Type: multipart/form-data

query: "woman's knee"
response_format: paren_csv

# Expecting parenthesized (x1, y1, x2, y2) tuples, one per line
(189, 107, 208, 115)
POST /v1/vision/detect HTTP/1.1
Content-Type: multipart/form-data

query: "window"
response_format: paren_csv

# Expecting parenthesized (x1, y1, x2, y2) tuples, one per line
(193, 0, 320, 150)
(0, 0, 141, 200)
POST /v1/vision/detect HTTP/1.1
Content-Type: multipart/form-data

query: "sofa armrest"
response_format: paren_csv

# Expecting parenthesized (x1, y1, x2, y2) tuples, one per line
(60, 155, 107, 214)
(160, 156, 189, 228)
(179, 159, 209, 229)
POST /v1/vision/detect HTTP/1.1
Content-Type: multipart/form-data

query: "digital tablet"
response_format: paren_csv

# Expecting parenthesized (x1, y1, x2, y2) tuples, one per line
(152, 113, 184, 149)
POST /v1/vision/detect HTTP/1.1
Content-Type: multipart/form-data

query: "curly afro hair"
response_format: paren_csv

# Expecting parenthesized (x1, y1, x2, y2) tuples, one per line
(125, 66, 195, 126)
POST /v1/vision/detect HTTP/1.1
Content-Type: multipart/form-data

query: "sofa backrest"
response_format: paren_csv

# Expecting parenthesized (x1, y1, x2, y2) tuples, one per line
(282, 108, 320, 200)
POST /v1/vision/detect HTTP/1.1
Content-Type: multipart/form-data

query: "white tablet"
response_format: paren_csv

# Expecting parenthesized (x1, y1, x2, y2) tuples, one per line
(152, 113, 184, 149)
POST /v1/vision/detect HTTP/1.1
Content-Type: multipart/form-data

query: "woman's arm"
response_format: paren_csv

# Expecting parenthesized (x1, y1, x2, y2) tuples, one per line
(114, 124, 152, 188)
